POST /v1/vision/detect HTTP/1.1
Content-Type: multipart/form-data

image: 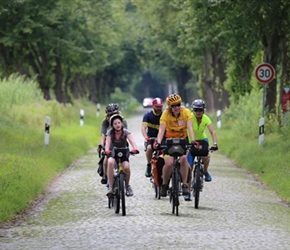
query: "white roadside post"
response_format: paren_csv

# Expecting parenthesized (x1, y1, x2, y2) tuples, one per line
(44, 116, 50, 145)
(217, 110, 221, 128)
(80, 109, 84, 126)
(254, 63, 275, 146)
(259, 118, 264, 145)
(96, 103, 101, 117)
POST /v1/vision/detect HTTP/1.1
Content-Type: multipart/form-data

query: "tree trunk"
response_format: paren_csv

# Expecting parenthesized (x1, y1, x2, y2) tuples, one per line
(262, 28, 280, 114)
(54, 56, 64, 103)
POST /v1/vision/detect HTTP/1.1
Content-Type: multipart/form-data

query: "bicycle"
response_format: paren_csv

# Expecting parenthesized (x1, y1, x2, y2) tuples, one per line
(160, 138, 191, 216)
(108, 147, 138, 216)
(190, 140, 215, 209)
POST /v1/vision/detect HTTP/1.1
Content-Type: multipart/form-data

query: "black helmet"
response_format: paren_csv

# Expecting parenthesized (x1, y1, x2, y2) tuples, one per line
(110, 114, 123, 127)
(105, 103, 119, 115)
(191, 99, 206, 110)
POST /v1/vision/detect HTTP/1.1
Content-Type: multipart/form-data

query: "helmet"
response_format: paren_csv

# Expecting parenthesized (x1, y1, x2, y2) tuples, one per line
(152, 97, 163, 107)
(110, 114, 123, 127)
(166, 94, 182, 106)
(105, 103, 119, 115)
(191, 99, 206, 110)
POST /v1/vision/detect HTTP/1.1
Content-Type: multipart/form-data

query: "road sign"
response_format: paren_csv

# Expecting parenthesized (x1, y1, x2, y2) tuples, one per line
(282, 86, 290, 112)
(255, 63, 275, 84)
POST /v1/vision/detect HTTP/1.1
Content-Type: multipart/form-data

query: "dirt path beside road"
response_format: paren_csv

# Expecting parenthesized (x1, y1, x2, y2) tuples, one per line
(1, 108, 290, 250)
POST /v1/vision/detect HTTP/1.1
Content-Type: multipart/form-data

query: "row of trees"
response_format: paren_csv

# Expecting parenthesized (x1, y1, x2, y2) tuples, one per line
(1, 0, 290, 114)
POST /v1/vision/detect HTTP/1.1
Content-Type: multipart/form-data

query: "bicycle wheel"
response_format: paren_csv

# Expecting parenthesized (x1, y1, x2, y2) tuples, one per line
(113, 177, 120, 214)
(193, 163, 201, 209)
(119, 172, 126, 216)
(171, 166, 179, 216)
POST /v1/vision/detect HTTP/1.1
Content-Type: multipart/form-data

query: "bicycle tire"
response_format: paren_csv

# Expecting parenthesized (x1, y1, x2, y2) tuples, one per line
(194, 163, 201, 209)
(120, 172, 126, 216)
(171, 164, 179, 216)
(113, 176, 120, 214)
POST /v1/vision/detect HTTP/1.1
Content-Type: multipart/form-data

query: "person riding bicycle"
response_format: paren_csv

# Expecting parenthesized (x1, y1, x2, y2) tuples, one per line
(185, 99, 218, 201)
(97, 103, 128, 184)
(153, 94, 197, 197)
(141, 97, 163, 177)
(105, 114, 138, 197)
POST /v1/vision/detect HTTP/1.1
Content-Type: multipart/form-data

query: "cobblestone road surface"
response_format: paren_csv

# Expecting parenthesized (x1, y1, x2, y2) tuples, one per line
(1, 109, 290, 250)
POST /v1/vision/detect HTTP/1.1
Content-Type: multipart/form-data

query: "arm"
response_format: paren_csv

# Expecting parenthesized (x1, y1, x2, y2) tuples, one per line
(207, 123, 217, 144)
(187, 119, 195, 142)
(156, 124, 166, 144)
(141, 123, 148, 139)
(127, 134, 138, 149)
(105, 135, 112, 152)
(100, 134, 106, 146)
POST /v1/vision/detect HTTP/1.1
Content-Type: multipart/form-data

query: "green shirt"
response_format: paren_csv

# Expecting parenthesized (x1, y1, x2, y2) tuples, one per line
(190, 113, 212, 140)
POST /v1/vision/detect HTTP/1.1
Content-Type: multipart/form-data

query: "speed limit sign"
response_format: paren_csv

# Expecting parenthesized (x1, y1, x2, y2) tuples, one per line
(255, 63, 275, 84)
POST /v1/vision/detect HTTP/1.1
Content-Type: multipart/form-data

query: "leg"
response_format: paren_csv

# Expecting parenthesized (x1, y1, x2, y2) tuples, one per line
(123, 161, 134, 196)
(162, 156, 174, 185)
(180, 155, 189, 184)
(122, 161, 130, 186)
(106, 157, 115, 196)
(101, 156, 108, 184)
(107, 157, 115, 188)
(145, 145, 153, 177)
(180, 155, 190, 195)
(160, 156, 173, 197)
(202, 156, 212, 181)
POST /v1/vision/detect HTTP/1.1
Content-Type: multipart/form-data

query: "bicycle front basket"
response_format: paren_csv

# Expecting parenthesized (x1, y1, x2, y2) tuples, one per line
(166, 138, 187, 156)
(190, 140, 209, 156)
(112, 147, 129, 159)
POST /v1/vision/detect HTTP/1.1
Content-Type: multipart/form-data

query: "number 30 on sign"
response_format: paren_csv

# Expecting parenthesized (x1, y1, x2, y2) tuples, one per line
(255, 63, 275, 84)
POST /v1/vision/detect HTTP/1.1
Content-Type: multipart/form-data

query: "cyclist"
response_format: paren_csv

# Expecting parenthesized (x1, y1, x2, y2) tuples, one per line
(141, 97, 163, 177)
(97, 103, 128, 184)
(185, 99, 218, 201)
(153, 94, 197, 197)
(105, 114, 138, 197)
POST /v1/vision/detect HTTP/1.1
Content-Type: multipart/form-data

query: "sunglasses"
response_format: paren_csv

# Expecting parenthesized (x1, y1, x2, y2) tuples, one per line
(193, 108, 203, 112)
(171, 103, 181, 108)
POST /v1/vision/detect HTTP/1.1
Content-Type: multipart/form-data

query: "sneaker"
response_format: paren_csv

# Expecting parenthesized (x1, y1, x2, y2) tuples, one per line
(184, 194, 192, 201)
(204, 172, 212, 182)
(106, 187, 113, 197)
(101, 175, 107, 184)
(145, 163, 152, 177)
(126, 185, 134, 196)
(182, 184, 190, 196)
(160, 184, 168, 197)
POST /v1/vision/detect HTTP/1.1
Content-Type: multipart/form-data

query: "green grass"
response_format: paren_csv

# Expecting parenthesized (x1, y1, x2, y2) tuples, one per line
(0, 74, 139, 223)
(210, 90, 290, 204)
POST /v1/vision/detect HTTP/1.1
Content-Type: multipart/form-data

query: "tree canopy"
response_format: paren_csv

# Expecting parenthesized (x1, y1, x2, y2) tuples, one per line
(1, 0, 290, 114)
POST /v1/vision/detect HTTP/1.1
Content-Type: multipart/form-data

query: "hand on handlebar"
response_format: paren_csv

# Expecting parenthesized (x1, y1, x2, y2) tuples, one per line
(153, 141, 160, 149)
(131, 149, 139, 154)
(105, 150, 111, 157)
(191, 140, 200, 148)
(210, 144, 218, 151)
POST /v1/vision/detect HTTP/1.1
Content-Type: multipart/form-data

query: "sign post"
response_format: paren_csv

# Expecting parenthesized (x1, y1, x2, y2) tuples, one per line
(254, 63, 275, 145)
(96, 103, 101, 117)
(44, 116, 50, 145)
(80, 109, 85, 126)
(217, 110, 221, 128)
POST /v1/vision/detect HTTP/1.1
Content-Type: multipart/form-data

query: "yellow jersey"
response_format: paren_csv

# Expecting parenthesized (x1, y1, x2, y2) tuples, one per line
(160, 107, 191, 138)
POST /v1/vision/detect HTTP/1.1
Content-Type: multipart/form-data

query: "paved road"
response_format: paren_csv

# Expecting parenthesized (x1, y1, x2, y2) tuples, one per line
(1, 108, 290, 250)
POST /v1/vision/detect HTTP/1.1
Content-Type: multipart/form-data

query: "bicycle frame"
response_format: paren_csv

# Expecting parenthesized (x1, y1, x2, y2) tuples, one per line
(161, 138, 190, 216)
(192, 156, 204, 209)
(110, 147, 129, 216)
